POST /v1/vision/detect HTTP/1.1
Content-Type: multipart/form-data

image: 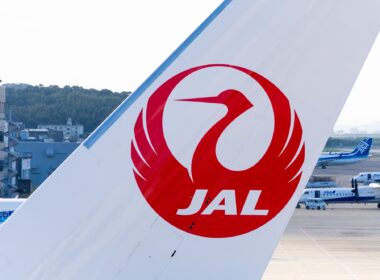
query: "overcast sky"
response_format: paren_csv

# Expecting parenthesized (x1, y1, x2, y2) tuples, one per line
(1, 0, 379, 127)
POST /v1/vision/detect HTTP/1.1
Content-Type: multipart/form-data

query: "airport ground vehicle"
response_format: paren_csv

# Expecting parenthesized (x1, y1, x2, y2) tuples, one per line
(304, 198, 327, 210)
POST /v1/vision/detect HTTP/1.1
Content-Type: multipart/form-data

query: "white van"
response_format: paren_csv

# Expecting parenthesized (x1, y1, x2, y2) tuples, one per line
(353, 172, 380, 184)
(304, 198, 326, 210)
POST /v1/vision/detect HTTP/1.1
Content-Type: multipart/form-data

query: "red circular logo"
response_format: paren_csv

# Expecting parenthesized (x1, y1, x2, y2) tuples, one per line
(131, 64, 305, 238)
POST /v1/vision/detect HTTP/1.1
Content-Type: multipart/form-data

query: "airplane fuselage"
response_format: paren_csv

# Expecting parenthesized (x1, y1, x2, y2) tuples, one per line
(300, 185, 380, 204)
(317, 154, 368, 167)
(316, 138, 372, 168)
(0, 199, 25, 224)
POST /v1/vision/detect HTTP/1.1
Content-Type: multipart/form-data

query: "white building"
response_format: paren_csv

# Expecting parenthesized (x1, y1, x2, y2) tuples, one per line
(38, 118, 84, 140)
(0, 85, 20, 197)
(0, 85, 8, 196)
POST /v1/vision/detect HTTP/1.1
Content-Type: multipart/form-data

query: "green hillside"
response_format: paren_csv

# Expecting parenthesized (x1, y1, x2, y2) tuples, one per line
(4, 84, 130, 135)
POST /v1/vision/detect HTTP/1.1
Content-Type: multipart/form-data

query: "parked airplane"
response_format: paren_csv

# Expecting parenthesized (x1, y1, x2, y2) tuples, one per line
(0, 199, 25, 224)
(353, 171, 380, 185)
(299, 183, 380, 209)
(0, 1, 379, 280)
(317, 138, 372, 169)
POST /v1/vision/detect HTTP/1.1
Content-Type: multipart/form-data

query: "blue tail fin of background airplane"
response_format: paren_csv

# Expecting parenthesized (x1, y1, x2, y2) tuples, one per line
(352, 138, 372, 156)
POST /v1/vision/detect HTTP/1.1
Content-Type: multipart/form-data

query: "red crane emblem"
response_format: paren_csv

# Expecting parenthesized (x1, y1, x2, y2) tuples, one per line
(131, 64, 305, 238)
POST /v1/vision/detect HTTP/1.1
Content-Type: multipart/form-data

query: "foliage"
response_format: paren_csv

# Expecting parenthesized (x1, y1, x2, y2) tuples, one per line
(325, 137, 380, 150)
(4, 84, 130, 136)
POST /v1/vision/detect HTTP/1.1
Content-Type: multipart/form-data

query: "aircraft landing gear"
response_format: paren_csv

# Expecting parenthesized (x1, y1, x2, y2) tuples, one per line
(321, 164, 327, 169)
(377, 203, 380, 209)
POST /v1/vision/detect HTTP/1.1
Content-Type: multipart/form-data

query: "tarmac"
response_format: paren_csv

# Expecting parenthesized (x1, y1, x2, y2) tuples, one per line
(263, 154, 380, 280)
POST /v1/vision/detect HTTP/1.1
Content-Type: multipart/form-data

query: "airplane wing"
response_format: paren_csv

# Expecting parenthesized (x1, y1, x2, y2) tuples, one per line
(0, 1, 379, 279)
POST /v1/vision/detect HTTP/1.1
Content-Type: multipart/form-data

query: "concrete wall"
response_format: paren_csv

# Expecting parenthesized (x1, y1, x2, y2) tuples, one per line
(15, 141, 80, 190)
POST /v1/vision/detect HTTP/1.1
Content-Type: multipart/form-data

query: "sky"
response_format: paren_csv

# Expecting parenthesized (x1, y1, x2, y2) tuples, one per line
(0, 0, 379, 128)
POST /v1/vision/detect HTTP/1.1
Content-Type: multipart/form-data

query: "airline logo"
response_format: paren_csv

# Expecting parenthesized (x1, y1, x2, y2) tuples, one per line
(131, 64, 305, 238)
(0, 211, 14, 223)
(357, 141, 369, 154)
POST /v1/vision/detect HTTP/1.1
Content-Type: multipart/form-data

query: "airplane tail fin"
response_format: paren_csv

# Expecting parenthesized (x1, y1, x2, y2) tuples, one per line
(352, 138, 373, 156)
(0, 1, 379, 280)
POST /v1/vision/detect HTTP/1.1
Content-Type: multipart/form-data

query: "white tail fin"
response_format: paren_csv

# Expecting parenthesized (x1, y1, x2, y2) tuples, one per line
(0, 1, 379, 279)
